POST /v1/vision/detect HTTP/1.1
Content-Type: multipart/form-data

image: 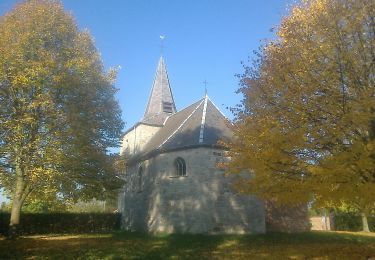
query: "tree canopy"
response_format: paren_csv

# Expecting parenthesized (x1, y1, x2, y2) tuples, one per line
(0, 0, 124, 236)
(226, 0, 374, 227)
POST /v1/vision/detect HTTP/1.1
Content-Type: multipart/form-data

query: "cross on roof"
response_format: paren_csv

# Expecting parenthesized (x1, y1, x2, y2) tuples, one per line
(203, 80, 208, 95)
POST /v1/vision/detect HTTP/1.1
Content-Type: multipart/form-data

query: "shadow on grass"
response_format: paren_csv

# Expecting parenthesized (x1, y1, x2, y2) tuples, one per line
(235, 231, 375, 244)
(110, 231, 229, 259)
(1, 231, 375, 259)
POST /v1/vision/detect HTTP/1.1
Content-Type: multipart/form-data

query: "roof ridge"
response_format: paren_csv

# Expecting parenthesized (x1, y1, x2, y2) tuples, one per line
(198, 94, 208, 143)
(162, 97, 204, 124)
(157, 98, 205, 149)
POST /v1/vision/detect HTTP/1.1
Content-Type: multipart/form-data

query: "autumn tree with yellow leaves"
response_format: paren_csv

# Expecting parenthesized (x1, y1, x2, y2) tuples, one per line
(0, 0, 124, 238)
(226, 0, 374, 232)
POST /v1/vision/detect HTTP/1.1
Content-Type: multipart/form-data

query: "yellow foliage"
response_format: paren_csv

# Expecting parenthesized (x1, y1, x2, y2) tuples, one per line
(0, 0, 124, 223)
(225, 0, 375, 211)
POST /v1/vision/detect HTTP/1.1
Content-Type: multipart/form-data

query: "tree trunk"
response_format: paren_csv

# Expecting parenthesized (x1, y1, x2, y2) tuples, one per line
(361, 212, 370, 232)
(329, 208, 335, 231)
(8, 196, 22, 239)
(8, 154, 27, 239)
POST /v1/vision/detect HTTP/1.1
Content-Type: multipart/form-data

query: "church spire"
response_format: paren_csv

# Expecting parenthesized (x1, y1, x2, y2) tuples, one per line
(142, 56, 177, 125)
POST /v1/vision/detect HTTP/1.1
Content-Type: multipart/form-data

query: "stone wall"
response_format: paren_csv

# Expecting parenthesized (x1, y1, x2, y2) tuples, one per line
(265, 201, 310, 232)
(120, 147, 266, 234)
(120, 124, 161, 156)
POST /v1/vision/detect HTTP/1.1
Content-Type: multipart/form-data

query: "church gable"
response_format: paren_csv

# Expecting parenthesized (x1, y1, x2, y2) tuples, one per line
(120, 123, 161, 157)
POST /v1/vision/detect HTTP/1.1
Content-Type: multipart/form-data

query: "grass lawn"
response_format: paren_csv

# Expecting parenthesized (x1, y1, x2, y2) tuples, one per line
(0, 231, 374, 259)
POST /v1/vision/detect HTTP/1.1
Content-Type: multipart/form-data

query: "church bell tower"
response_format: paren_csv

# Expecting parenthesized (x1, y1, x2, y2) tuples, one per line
(142, 56, 176, 125)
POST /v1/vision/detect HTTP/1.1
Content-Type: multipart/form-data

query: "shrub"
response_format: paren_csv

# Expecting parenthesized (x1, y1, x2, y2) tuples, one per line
(0, 213, 121, 235)
(334, 214, 375, 232)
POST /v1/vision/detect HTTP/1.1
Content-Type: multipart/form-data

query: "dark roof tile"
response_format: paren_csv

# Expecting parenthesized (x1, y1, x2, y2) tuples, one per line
(132, 96, 232, 162)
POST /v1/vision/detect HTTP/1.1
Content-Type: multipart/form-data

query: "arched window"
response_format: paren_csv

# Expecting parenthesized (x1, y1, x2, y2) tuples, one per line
(138, 166, 143, 191)
(175, 157, 186, 176)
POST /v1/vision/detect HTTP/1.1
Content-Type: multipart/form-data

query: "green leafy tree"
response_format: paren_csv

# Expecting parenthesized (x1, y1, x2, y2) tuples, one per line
(226, 0, 374, 232)
(0, 0, 124, 238)
(21, 199, 68, 213)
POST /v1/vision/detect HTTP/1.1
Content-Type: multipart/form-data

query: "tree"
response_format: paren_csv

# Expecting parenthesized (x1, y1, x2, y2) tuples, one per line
(0, 0, 124, 238)
(21, 199, 68, 213)
(226, 0, 374, 231)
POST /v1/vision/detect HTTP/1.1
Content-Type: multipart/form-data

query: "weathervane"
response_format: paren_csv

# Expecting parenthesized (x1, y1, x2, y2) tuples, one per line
(159, 35, 165, 56)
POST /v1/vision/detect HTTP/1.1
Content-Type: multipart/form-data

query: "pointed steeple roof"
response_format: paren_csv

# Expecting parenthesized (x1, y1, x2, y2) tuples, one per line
(142, 56, 176, 125)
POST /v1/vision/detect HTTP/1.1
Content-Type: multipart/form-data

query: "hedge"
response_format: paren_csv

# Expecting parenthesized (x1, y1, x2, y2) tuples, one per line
(0, 212, 121, 236)
(334, 214, 375, 232)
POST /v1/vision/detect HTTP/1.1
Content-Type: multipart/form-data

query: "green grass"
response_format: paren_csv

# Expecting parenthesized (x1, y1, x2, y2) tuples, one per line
(1, 231, 375, 259)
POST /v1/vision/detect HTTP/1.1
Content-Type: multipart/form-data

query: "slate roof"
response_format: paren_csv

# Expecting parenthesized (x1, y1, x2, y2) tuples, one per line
(142, 56, 176, 125)
(132, 95, 233, 162)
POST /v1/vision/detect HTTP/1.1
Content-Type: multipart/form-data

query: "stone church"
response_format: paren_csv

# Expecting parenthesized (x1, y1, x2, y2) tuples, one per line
(118, 57, 309, 234)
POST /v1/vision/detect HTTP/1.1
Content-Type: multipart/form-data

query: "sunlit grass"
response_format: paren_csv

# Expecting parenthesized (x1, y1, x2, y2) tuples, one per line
(1, 231, 374, 259)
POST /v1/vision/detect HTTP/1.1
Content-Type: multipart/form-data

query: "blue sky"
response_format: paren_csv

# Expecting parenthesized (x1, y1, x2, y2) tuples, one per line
(1, 0, 294, 128)
(0, 0, 295, 202)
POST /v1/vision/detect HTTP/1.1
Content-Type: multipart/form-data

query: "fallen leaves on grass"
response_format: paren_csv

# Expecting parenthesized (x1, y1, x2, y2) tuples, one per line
(0, 231, 374, 259)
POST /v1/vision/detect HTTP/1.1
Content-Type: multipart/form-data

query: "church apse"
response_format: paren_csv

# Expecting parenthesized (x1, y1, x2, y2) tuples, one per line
(119, 56, 309, 234)
(122, 147, 265, 234)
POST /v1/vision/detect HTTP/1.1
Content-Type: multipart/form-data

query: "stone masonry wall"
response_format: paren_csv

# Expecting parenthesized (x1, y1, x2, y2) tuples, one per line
(120, 147, 266, 234)
(120, 124, 161, 156)
(265, 201, 310, 232)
